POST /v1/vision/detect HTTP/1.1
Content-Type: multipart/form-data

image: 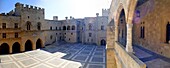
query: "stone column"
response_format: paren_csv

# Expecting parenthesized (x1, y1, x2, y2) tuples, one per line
(9, 46, 12, 54)
(126, 23, 133, 53)
(21, 45, 25, 52)
(115, 25, 118, 42)
(33, 44, 36, 50)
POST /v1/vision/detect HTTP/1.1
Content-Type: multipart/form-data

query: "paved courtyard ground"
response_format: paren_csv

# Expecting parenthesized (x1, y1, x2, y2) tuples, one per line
(0, 42, 106, 68)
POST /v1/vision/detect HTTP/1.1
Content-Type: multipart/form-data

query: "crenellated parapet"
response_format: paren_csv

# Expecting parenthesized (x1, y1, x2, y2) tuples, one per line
(15, 2, 44, 12)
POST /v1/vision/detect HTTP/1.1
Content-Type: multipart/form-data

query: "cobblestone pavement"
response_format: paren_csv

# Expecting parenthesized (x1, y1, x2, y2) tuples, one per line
(0, 43, 106, 68)
(134, 45, 170, 68)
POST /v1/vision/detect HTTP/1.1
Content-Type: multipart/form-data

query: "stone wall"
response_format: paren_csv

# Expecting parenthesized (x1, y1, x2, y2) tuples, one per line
(133, 0, 170, 58)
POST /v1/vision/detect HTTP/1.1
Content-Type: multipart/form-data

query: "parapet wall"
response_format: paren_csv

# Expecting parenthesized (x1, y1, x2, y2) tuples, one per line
(15, 2, 44, 12)
(114, 42, 146, 68)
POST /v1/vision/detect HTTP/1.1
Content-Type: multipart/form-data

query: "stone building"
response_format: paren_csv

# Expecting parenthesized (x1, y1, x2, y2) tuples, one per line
(83, 13, 108, 45)
(107, 0, 170, 68)
(0, 2, 46, 54)
(0, 2, 109, 55)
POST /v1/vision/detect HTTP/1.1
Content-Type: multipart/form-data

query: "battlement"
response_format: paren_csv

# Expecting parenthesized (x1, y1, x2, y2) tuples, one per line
(15, 2, 44, 11)
(102, 9, 109, 11)
(102, 8, 109, 16)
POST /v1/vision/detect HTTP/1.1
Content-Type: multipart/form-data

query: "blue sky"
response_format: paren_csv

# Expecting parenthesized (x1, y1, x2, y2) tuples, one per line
(0, 0, 111, 20)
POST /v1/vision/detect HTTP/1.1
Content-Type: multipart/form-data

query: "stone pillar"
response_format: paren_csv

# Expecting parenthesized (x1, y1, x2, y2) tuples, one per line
(9, 46, 12, 54)
(126, 23, 133, 53)
(21, 45, 25, 52)
(33, 44, 36, 50)
(115, 25, 118, 42)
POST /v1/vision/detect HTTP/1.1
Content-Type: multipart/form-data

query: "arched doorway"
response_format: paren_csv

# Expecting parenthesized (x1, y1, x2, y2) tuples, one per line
(25, 40, 33, 51)
(36, 39, 42, 49)
(101, 39, 106, 46)
(0, 43, 9, 55)
(118, 9, 127, 47)
(12, 42, 20, 53)
(166, 23, 170, 43)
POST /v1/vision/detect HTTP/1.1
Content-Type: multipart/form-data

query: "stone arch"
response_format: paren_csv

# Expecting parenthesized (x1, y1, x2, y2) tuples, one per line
(67, 26, 70, 30)
(118, 9, 127, 46)
(36, 38, 43, 49)
(25, 40, 33, 51)
(72, 25, 75, 30)
(0, 43, 9, 54)
(101, 39, 106, 46)
(12, 42, 21, 53)
(63, 26, 66, 30)
(115, 3, 127, 25)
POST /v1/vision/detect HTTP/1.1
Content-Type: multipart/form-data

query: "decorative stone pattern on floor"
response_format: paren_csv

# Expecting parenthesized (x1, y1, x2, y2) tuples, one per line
(0, 43, 106, 68)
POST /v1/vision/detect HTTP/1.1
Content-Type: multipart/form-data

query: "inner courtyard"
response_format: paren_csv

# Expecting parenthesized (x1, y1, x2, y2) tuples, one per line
(0, 43, 106, 68)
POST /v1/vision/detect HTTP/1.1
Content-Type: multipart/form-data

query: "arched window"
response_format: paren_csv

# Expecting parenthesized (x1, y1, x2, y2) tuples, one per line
(26, 21, 31, 30)
(89, 24, 92, 30)
(63, 26, 66, 30)
(67, 26, 70, 30)
(72, 25, 75, 30)
(37, 22, 41, 30)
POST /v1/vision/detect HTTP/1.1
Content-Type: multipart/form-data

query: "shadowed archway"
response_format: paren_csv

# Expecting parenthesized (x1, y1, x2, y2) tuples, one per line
(0, 43, 9, 55)
(118, 9, 127, 47)
(36, 39, 42, 49)
(12, 42, 20, 53)
(25, 40, 33, 51)
(101, 39, 106, 46)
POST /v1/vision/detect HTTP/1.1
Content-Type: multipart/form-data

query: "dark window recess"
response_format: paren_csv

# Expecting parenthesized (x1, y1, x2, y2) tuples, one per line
(50, 27, 52, 30)
(2, 33, 6, 38)
(56, 27, 57, 30)
(89, 33, 92, 37)
(37, 22, 41, 30)
(72, 25, 75, 30)
(166, 23, 170, 43)
(101, 25, 104, 30)
(63, 26, 66, 30)
(50, 35, 53, 39)
(2, 23, 6, 29)
(26, 22, 31, 30)
(14, 23, 18, 28)
(15, 33, 18, 38)
(140, 27, 145, 38)
(71, 33, 73, 35)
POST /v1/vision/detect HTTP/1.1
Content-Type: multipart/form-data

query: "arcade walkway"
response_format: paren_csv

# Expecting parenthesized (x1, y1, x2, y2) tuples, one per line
(134, 45, 170, 68)
(0, 43, 106, 68)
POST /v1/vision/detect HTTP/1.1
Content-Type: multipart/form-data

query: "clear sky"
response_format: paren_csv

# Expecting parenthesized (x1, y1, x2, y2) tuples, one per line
(0, 0, 111, 20)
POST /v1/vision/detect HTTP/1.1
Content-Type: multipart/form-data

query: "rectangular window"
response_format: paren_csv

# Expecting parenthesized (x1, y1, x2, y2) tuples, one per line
(2, 33, 6, 38)
(14, 23, 18, 28)
(140, 27, 145, 39)
(89, 33, 92, 37)
(56, 27, 57, 30)
(101, 25, 104, 30)
(2, 23, 6, 29)
(50, 26, 52, 30)
(15, 33, 18, 38)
